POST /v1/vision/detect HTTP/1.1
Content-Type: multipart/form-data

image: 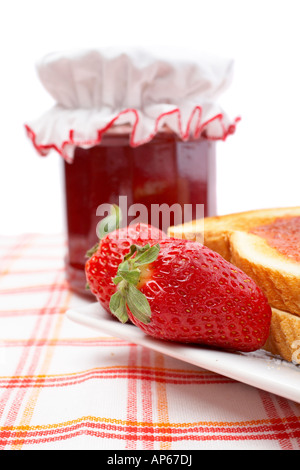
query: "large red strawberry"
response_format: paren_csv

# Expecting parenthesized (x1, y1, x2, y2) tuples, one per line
(85, 222, 166, 314)
(109, 238, 272, 352)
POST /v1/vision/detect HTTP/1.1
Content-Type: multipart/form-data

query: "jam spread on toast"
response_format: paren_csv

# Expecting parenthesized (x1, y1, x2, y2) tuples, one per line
(251, 216, 300, 262)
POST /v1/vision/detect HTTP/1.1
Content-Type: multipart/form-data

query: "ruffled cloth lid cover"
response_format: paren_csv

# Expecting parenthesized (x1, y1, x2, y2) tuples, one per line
(25, 48, 240, 163)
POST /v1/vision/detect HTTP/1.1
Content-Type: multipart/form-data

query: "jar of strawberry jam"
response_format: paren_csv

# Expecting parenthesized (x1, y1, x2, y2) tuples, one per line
(63, 127, 217, 293)
(25, 48, 238, 295)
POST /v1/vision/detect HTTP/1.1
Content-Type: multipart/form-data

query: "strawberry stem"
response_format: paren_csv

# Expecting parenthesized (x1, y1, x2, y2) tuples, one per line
(109, 243, 160, 324)
(96, 204, 122, 240)
(86, 204, 122, 259)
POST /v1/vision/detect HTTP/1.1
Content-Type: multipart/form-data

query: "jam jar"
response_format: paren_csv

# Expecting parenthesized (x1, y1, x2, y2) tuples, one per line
(25, 48, 237, 296)
(63, 127, 216, 295)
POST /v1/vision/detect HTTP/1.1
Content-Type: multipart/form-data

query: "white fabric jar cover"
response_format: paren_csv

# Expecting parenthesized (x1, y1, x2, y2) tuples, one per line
(25, 48, 240, 163)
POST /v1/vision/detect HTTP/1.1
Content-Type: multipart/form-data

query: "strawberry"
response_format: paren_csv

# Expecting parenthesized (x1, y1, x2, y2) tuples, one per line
(85, 221, 166, 314)
(109, 238, 272, 352)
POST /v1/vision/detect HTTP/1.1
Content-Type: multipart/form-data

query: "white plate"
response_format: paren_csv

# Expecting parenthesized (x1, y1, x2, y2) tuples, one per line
(67, 302, 300, 403)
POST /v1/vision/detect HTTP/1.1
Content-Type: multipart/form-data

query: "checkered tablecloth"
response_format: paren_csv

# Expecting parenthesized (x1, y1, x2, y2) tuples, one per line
(1, 233, 300, 450)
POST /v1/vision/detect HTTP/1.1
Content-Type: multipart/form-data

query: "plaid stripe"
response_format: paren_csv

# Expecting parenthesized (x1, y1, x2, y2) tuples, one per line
(0, 234, 300, 450)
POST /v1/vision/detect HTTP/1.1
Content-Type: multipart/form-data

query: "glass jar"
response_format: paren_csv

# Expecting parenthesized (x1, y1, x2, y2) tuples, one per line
(63, 128, 217, 295)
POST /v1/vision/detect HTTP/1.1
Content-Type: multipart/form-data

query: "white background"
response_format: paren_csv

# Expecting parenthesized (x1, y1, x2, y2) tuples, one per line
(0, 0, 299, 235)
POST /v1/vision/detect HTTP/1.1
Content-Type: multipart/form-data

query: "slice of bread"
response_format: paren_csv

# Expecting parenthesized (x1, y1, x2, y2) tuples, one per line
(229, 230, 300, 316)
(168, 207, 300, 362)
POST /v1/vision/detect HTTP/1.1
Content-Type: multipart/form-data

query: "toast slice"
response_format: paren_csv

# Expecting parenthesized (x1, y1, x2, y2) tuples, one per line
(169, 206, 300, 261)
(168, 207, 300, 362)
(229, 230, 300, 316)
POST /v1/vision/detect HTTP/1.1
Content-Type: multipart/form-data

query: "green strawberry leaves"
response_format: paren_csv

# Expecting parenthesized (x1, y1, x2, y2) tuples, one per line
(113, 261, 141, 285)
(109, 291, 128, 324)
(127, 243, 160, 266)
(109, 243, 160, 324)
(126, 284, 152, 324)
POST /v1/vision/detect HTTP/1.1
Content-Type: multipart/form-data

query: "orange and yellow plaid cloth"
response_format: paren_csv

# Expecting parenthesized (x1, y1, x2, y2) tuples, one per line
(1, 233, 300, 450)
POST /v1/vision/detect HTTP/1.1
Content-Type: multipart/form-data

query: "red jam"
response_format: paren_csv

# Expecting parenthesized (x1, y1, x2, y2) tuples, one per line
(251, 216, 300, 263)
(63, 130, 217, 295)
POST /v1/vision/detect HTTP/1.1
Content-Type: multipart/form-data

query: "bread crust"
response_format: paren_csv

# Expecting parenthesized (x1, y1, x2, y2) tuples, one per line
(168, 207, 300, 362)
(229, 231, 300, 315)
(264, 308, 300, 363)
